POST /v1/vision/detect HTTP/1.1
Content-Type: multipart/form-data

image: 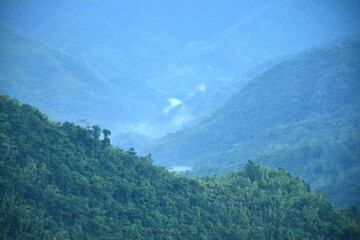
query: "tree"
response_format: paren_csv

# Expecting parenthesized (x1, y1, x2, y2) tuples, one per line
(244, 160, 262, 182)
(126, 147, 137, 156)
(91, 125, 101, 140)
(102, 129, 111, 148)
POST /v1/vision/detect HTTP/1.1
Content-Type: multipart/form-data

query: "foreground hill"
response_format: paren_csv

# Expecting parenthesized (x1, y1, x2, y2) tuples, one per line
(147, 42, 360, 207)
(1, 95, 359, 239)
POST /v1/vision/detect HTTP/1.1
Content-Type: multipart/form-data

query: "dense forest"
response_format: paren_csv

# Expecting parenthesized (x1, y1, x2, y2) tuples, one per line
(148, 41, 360, 208)
(1, 95, 360, 239)
(1, 1, 359, 239)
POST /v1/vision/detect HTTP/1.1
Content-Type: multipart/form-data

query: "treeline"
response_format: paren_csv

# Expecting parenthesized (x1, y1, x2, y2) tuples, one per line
(0, 95, 359, 239)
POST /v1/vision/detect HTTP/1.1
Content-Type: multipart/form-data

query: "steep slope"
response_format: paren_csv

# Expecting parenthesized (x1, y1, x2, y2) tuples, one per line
(181, 56, 289, 125)
(0, 23, 107, 124)
(0, 24, 170, 133)
(0, 0, 260, 83)
(1, 0, 359, 93)
(0, 0, 359, 140)
(147, 42, 360, 207)
(1, 95, 359, 239)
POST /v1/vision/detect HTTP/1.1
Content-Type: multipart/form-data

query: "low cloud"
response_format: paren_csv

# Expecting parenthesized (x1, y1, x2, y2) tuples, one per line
(197, 84, 206, 92)
(163, 98, 182, 115)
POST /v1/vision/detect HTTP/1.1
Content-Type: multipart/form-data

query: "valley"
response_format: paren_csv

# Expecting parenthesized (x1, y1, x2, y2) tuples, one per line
(0, 1, 360, 238)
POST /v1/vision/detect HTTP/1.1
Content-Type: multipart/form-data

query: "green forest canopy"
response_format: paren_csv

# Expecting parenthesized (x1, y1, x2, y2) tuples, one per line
(0, 94, 359, 239)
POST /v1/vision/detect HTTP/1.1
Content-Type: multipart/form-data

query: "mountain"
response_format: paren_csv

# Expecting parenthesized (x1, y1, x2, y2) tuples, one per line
(0, 24, 173, 133)
(0, 23, 109, 124)
(1, 95, 359, 239)
(2, 0, 359, 93)
(181, 56, 290, 126)
(0, 0, 359, 138)
(146, 42, 360, 207)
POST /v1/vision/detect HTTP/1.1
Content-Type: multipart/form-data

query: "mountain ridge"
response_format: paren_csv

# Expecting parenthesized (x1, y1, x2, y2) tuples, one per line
(1, 94, 359, 239)
(1, 0, 360, 141)
(0, 23, 175, 136)
(146, 42, 360, 207)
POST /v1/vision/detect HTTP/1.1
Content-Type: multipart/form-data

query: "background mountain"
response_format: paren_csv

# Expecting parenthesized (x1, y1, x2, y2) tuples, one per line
(0, 24, 109, 125)
(0, 0, 359, 143)
(0, 24, 173, 133)
(1, 95, 359, 239)
(1, 1, 360, 237)
(146, 42, 360, 207)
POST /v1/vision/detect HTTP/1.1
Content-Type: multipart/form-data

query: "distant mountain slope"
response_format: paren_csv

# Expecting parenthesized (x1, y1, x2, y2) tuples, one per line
(147, 42, 360, 207)
(0, 24, 171, 133)
(1, 95, 359, 239)
(0, 23, 109, 124)
(1, 0, 359, 94)
(1, 0, 360, 141)
(181, 56, 289, 125)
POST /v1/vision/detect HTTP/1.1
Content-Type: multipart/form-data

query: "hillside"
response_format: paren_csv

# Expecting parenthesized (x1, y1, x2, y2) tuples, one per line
(0, 23, 108, 123)
(1, 0, 359, 139)
(1, 95, 359, 239)
(0, 24, 172, 134)
(181, 56, 290, 125)
(147, 42, 360, 207)
(1, 0, 359, 94)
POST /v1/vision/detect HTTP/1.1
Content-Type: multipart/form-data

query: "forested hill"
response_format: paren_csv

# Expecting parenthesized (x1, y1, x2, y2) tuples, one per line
(147, 42, 360, 208)
(1, 95, 359, 239)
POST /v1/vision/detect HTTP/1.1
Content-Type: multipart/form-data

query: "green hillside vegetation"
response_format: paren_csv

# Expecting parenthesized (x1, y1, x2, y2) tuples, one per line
(147, 42, 360, 207)
(1, 95, 359, 239)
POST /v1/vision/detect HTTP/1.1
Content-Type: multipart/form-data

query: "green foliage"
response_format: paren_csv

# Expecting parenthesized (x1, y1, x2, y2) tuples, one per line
(0, 95, 359, 239)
